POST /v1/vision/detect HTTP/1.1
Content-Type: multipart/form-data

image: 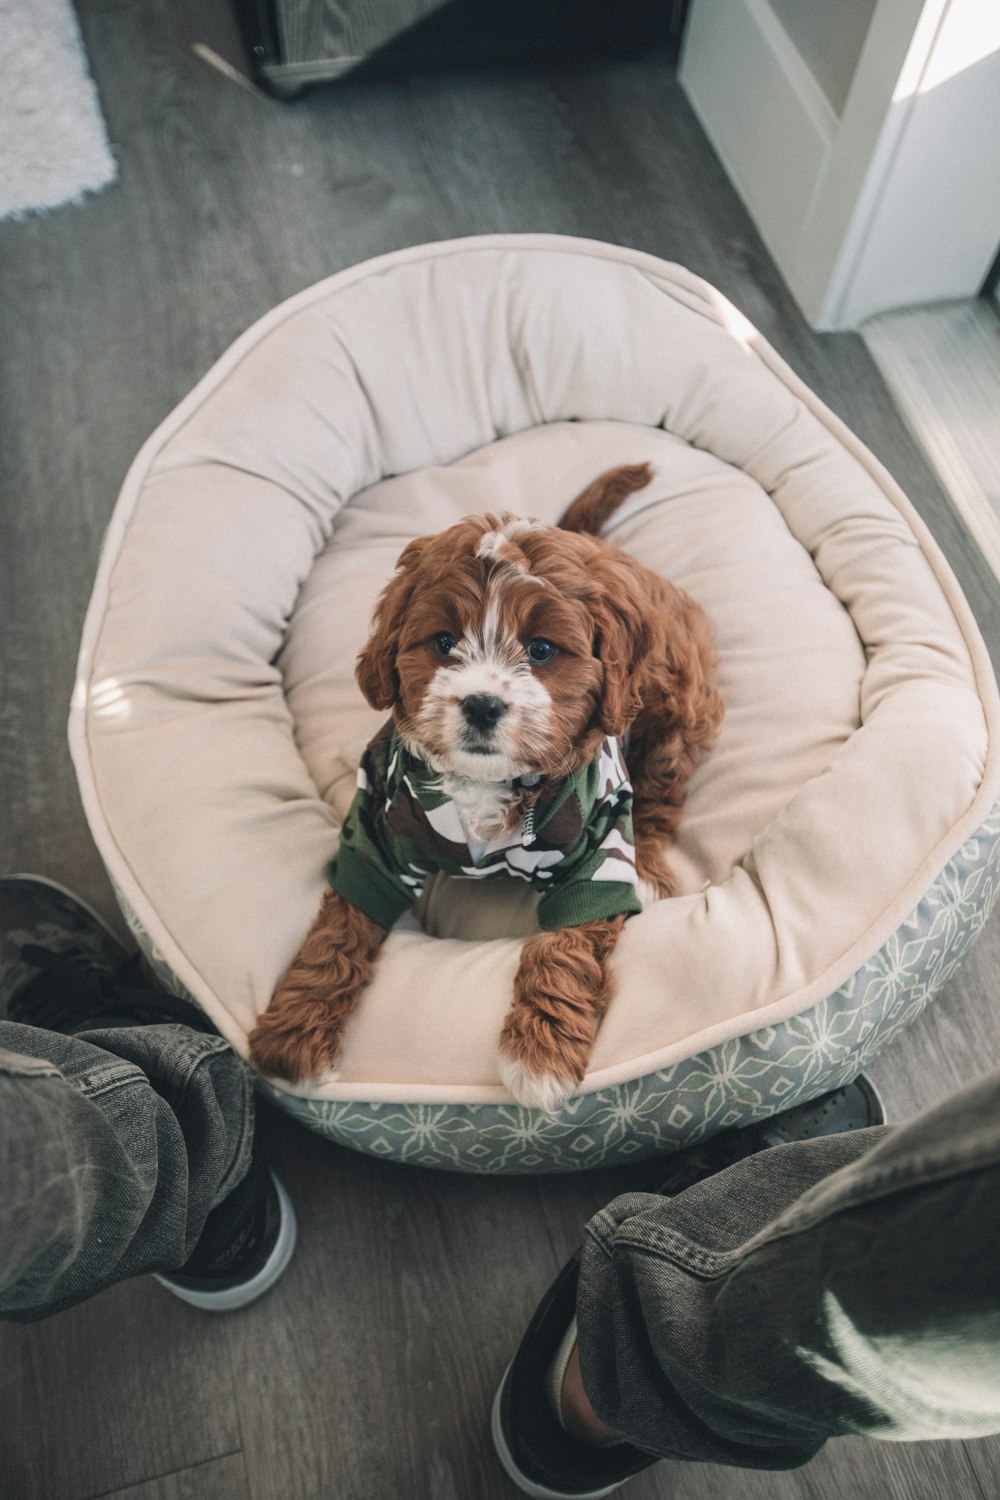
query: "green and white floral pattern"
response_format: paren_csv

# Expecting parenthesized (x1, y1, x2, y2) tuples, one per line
(117, 804, 1000, 1173)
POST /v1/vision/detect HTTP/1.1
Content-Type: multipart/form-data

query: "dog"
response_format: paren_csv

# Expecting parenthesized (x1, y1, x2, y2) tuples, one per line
(249, 463, 724, 1111)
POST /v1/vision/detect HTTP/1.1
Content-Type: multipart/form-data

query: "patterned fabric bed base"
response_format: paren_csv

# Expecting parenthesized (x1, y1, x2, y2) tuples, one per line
(113, 802, 1000, 1174)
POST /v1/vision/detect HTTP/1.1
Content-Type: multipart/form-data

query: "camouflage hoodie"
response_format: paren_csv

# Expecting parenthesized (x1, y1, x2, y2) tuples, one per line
(328, 722, 642, 931)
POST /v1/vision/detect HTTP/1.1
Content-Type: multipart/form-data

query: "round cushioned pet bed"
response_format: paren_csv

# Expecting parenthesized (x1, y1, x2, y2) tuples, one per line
(70, 235, 1000, 1173)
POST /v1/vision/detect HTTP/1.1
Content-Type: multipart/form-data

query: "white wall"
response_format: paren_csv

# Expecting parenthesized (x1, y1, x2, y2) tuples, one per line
(766, 0, 877, 114)
(822, 0, 1000, 326)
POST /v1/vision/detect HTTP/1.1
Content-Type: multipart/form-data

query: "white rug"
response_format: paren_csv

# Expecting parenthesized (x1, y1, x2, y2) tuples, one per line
(0, 0, 116, 220)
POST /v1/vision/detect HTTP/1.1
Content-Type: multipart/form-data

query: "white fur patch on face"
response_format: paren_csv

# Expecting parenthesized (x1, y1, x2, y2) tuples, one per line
(414, 655, 552, 780)
(410, 573, 555, 780)
(475, 584, 519, 661)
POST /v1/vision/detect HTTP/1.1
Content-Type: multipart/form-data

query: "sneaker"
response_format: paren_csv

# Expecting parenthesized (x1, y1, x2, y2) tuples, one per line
(1, 873, 297, 1310)
(155, 1146, 298, 1312)
(491, 1075, 887, 1499)
(651, 1074, 886, 1198)
(0, 872, 211, 1034)
(493, 1251, 655, 1500)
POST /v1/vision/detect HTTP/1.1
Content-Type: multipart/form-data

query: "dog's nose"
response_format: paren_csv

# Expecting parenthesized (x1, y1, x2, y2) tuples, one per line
(461, 694, 507, 731)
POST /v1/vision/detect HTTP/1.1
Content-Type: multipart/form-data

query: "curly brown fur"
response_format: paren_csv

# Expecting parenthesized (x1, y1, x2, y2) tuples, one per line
(625, 582, 724, 897)
(249, 891, 386, 1083)
(497, 915, 628, 1113)
(558, 462, 654, 535)
(560, 467, 725, 897)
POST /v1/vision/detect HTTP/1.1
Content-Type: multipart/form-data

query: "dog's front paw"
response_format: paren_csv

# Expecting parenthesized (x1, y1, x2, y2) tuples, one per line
(496, 1048, 578, 1113)
(248, 999, 344, 1084)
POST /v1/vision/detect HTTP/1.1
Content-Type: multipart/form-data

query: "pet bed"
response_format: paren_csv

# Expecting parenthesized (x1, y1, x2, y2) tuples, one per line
(70, 236, 1000, 1172)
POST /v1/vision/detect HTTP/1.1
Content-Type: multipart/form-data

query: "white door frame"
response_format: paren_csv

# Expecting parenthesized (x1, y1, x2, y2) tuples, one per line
(680, 0, 1000, 329)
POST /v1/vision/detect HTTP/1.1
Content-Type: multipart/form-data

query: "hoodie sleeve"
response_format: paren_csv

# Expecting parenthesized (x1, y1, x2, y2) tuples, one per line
(327, 739, 425, 930)
(534, 743, 643, 930)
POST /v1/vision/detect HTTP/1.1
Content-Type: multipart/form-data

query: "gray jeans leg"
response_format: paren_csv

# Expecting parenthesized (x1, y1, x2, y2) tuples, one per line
(577, 1069, 1000, 1468)
(0, 1019, 254, 1322)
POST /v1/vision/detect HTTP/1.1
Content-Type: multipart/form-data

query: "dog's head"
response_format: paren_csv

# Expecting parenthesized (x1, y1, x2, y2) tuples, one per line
(355, 514, 652, 781)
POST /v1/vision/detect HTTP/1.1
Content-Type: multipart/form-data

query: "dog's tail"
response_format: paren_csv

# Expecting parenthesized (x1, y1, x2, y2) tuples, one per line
(558, 463, 653, 536)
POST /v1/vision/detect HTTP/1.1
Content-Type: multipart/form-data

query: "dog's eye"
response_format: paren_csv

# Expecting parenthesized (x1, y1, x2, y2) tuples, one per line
(526, 638, 557, 664)
(433, 632, 458, 657)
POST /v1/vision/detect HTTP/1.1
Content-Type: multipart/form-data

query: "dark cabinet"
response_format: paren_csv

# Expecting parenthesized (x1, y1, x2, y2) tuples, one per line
(224, 0, 684, 99)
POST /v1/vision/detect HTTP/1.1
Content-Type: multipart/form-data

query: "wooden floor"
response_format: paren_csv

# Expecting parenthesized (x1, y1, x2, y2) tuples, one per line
(1, 4, 999, 1497)
(863, 299, 1000, 587)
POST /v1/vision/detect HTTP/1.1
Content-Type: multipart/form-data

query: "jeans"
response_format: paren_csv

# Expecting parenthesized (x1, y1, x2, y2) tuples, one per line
(0, 1019, 254, 1322)
(5, 1007, 1000, 1466)
(577, 1068, 1000, 1467)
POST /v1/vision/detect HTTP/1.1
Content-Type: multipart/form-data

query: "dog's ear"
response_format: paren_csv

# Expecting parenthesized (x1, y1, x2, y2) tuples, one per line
(355, 537, 429, 710)
(589, 555, 653, 737)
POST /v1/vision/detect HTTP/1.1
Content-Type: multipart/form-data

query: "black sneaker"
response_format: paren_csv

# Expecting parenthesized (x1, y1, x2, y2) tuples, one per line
(491, 1075, 887, 1498)
(155, 1146, 298, 1312)
(651, 1074, 886, 1198)
(0, 873, 211, 1035)
(493, 1251, 655, 1500)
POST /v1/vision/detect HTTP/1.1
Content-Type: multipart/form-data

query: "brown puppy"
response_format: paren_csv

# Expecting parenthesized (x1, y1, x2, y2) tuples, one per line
(250, 464, 723, 1110)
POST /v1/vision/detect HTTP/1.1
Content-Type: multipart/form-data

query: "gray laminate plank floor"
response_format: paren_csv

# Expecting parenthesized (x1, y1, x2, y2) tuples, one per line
(1, 3, 998, 1498)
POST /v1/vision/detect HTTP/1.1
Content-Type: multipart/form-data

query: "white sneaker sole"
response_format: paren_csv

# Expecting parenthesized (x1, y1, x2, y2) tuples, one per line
(155, 1174, 297, 1311)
